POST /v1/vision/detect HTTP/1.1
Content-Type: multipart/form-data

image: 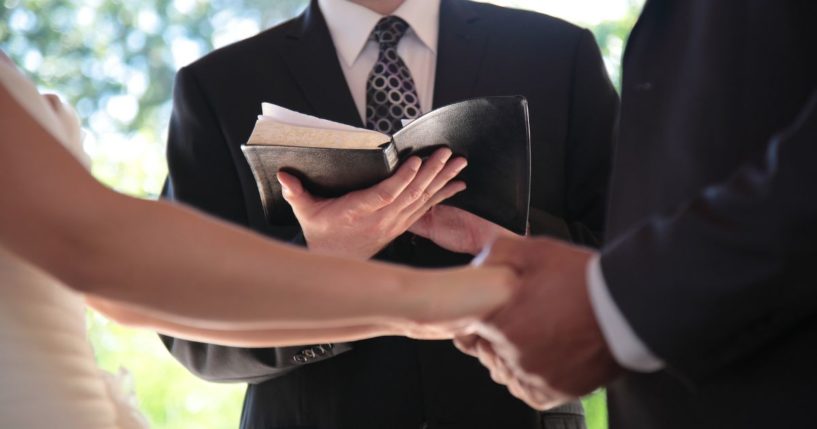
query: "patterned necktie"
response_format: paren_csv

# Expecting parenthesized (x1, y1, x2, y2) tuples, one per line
(366, 16, 422, 134)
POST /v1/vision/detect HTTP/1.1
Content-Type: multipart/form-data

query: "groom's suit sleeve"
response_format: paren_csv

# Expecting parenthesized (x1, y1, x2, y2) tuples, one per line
(600, 91, 817, 382)
(161, 65, 350, 383)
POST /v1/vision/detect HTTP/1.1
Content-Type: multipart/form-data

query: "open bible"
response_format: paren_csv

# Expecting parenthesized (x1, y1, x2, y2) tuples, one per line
(241, 96, 531, 234)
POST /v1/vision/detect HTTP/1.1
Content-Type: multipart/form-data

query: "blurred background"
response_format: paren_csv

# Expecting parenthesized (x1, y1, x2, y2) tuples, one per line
(0, 1, 644, 428)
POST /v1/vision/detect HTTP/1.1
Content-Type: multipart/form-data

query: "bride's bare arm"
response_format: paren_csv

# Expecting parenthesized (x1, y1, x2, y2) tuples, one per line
(88, 296, 458, 347)
(87, 296, 397, 347)
(0, 84, 512, 334)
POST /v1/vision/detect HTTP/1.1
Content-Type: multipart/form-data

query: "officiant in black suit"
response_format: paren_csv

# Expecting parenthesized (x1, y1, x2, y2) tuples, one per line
(161, 0, 618, 428)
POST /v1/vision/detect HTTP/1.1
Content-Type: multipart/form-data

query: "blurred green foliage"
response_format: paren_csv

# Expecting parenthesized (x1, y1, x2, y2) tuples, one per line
(2, 0, 306, 197)
(86, 312, 246, 429)
(2, 1, 642, 428)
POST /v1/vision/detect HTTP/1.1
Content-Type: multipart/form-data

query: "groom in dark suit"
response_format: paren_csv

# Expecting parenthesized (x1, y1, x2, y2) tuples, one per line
(454, 1, 817, 428)
(162, 0, 618, 428)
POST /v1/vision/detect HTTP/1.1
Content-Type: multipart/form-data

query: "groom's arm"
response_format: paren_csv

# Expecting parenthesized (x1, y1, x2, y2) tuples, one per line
(162, 65, 349, 383)
(600, 91, 817, 381)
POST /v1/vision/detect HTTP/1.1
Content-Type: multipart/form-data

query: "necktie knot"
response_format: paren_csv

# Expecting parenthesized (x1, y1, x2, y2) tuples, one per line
(371, 16, 410, 49)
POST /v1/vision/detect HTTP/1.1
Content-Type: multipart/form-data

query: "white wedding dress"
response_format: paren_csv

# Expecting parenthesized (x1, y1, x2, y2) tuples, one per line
(0, 57, 148, 428)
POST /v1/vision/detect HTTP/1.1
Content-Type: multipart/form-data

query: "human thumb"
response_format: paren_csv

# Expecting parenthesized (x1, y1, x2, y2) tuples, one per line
(277, 171, 312, 208)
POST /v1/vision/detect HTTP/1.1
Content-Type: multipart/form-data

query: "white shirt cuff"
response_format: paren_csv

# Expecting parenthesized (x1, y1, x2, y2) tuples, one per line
(586, 256, 665, 372)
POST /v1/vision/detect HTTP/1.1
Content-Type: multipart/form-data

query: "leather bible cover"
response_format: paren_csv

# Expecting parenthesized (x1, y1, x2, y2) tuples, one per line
(242, 96, 531, 234)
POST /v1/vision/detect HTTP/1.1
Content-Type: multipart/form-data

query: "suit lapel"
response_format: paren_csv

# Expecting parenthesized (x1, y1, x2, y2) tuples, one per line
(279, 0, 363, 127)
(433, 0, 487, 108)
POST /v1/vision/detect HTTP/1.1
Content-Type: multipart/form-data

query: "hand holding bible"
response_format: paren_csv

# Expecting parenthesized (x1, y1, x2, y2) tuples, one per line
(277, 147, 467, 259)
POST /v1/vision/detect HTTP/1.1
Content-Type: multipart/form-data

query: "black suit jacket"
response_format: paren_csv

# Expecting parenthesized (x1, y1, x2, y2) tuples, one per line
(163, 1, 618, 428)
(599, 1, 817, 428)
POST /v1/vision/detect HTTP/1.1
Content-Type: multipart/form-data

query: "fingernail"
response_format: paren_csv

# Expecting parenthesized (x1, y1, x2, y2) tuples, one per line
(277, 175, 291, 194)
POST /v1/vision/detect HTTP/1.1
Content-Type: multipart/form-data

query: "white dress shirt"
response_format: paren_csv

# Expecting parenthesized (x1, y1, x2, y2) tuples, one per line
(317, 0, 440, 122)
(587, 257, 665, 372)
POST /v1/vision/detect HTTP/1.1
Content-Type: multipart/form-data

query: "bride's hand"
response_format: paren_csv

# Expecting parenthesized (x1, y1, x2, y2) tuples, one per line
(390, 265, 517, 340)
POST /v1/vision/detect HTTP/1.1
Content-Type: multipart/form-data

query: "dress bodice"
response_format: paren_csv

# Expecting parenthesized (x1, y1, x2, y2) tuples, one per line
(0, 248, 129, 428)
(0, 55, 147, 429)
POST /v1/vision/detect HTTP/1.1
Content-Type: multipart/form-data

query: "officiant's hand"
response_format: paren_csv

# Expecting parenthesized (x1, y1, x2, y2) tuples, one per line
(409, 205, 519, 255)
(277, 148, 468, 259)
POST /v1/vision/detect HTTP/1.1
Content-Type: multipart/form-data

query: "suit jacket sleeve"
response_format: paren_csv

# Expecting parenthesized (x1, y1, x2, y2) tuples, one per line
(529, 29, 619, 248)
(600, 91, 817, 382)
(162, 66, 346, 383)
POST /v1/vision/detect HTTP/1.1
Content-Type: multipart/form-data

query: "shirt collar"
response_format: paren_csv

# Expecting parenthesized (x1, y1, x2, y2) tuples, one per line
(318, 0, 441, 68)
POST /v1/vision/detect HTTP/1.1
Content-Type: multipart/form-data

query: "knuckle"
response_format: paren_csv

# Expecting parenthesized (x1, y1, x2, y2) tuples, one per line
(375, 189, 396, 205)
(419, 190, 432, 204)
(489, 367, 506, 384)
(408, 186, 425, 201)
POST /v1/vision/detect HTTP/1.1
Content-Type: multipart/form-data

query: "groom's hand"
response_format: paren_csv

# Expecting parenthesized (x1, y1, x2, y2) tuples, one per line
(455, 237, 622, 410)
(277, 148, 467, 259)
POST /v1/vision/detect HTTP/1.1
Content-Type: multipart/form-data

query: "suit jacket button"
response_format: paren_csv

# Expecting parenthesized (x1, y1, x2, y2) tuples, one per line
(292, 354, 308, 364)
(313, 345, 328, 356)
(303, 349, 317, 359)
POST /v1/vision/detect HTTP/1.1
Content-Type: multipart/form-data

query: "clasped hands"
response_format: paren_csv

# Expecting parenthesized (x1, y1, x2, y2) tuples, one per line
(456, 237, 623, 410)
(278, 147, 622, 410)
